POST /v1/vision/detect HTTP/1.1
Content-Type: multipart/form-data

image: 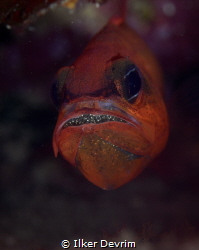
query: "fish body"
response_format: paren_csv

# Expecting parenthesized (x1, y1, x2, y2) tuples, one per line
(52, 19, 169, 190)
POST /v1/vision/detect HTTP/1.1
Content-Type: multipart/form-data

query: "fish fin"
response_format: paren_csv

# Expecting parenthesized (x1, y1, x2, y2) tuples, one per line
(109, 0, 127, 25)
(110, 16, 124, 26)
(53, 138, 59, 157)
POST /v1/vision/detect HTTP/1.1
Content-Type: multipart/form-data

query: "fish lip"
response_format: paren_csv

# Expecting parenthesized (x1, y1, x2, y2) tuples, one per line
(62, 113, 127, 128)
(58, 108, 141, 131)
(57, 99, 142, 131)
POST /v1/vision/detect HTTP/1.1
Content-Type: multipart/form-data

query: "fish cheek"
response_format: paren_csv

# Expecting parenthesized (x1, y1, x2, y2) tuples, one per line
(55, 127, 83, 166)
(75, 134, 148, 190)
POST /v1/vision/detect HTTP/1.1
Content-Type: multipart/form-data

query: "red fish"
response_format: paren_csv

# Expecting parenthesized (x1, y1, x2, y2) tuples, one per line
(52, 17, 169, 190)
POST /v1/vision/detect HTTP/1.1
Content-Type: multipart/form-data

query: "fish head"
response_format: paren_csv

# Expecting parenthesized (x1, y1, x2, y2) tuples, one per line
(52, 22, 169, 190)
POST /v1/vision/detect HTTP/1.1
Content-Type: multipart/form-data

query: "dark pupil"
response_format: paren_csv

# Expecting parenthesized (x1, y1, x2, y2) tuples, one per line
(124, 67, 142, 102)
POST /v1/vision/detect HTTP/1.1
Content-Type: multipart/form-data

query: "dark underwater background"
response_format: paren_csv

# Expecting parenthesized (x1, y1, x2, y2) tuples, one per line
(0, 0, 199, 249)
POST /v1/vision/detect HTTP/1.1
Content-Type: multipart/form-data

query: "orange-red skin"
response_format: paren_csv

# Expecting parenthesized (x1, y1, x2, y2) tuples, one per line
(53, 20, 169, 190)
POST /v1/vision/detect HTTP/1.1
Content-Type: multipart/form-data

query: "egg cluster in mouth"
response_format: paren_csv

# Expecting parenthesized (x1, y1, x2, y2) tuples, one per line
(63, 114, 127, 128)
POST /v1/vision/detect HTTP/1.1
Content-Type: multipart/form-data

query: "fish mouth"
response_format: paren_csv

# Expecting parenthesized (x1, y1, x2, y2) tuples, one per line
(63, 114, 127, 128)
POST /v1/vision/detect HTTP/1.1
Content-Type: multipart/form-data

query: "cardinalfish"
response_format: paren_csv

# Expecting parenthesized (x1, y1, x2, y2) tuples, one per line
(51, 3, 169, 190)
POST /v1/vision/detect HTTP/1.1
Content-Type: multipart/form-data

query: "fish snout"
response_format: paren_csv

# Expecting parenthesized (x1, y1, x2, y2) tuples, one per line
(75, 100, 101, 110)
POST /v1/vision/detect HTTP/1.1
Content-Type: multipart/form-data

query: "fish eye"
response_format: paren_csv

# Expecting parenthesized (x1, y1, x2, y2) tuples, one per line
(123, 67, 142, 103)
(51, 67, 71, 109)
(51, 79, 64, 109)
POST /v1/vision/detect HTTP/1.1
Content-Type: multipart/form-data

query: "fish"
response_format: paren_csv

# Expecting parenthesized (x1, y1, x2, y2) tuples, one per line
(51, 17, 169, 190)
